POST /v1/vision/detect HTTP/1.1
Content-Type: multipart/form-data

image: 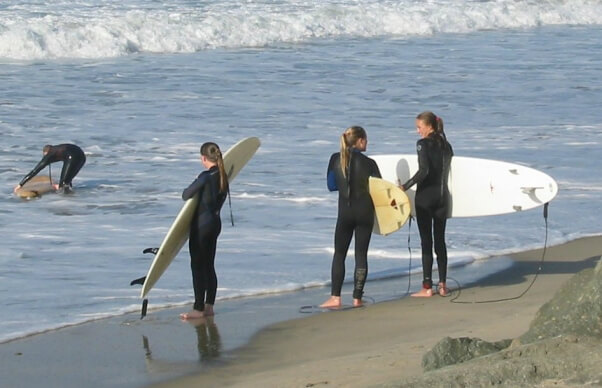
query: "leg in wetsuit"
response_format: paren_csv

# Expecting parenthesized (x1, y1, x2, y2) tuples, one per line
(415, 195, 448, 289)
(330, 199, 374, 300)
(189, 218, 221, 313)
(59, 152, 86, 188)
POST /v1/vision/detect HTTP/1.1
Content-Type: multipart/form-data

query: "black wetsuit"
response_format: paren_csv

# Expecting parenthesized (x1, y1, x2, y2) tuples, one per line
(19, 144, 86, 189)
(402, 134, 453, 288)
(327, 149, 381, 299)
(182, 166, 227, 312)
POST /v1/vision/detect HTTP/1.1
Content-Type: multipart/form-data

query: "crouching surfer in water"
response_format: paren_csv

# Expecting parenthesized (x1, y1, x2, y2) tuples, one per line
(320, 126, 381, 309)
(14, 143, 86, 193)
(180, 142, 228, 320)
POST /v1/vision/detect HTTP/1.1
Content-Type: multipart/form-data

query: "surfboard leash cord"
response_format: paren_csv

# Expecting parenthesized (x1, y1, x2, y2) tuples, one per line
(404, 216, 413, 297)
(449, 202, 550, 304)
(227, 186, 234, 226)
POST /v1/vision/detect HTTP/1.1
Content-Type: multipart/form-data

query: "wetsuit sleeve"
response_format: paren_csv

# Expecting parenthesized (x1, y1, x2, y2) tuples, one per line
(182, 172, 209, 200)
(326, 153, 338, 192)
(19, 155, 52, 186)
(370, 159, 382, 179)
(402, 139, 429, 191)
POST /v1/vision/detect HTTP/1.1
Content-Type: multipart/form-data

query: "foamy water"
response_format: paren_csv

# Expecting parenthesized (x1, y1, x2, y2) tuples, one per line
(0, 0, 601, 343)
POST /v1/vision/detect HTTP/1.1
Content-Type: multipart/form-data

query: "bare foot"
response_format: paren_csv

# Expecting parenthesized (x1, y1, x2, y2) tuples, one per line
(353, 298, 363, 307)
(180, 309, 204, 320)
(438, 282, 448, 297)
(184, 316, 207, 327)
(319, 296, 342, 309)
(203, 304, 215, 317)
(411, 288, 433, 298)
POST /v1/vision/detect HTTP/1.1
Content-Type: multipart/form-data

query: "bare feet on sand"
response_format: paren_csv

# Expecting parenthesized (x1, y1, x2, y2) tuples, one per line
(353, 298, 363, 307)
(180, 304, 214, 320)
(438, 282, 448, 297)
(203, 304, 215, 317)
(319, 296, 342, 309)
(411, 287, 433, 297)
(180, 309, 204, 320)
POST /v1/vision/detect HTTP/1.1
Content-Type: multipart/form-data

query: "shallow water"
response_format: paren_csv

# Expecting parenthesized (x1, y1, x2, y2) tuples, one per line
(0, 0, 601, 342)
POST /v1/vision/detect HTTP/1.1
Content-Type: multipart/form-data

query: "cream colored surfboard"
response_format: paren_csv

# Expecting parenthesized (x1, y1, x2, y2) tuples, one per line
(140, 137, 261, 298)
(15, 175, 55, 199)
(369, 177, 412, 236)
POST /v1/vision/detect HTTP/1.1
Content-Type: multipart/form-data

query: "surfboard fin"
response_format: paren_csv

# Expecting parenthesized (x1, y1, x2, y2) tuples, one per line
(130, 276, 146, 286)
(140, 299, 148, 320)
(143, 247, 159, 255)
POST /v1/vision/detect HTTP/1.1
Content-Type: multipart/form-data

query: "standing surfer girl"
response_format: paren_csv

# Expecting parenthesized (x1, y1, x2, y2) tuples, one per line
(321, 126, 381, 308)
(400, 112, 453, 297)
(180, 142, 228, 319)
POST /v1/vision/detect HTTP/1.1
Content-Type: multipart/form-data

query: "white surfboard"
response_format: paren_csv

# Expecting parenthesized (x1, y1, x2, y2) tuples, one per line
(139, 137, 261, 298)
(371, 154, 558, 218)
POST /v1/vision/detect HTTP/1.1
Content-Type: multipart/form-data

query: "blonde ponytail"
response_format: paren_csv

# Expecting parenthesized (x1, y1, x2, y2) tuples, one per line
(339, 126, 367, 178)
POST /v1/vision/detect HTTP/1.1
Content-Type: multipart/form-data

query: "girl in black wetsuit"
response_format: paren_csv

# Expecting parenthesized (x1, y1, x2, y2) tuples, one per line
(401, 112, 453, 297)
(180, 142, 228, 320)
(14, 144, 86, 192)
(320, 126, 381, 308)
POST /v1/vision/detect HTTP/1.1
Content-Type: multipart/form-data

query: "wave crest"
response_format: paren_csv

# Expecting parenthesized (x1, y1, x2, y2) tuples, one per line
(1, 0, 601, 60)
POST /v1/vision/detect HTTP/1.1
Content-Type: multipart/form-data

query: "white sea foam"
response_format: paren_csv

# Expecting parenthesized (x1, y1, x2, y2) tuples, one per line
(1, 0, 602, 60)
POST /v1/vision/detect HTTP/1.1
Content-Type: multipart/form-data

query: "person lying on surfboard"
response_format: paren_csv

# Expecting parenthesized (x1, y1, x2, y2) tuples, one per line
(180, 142, 228, 320)
(400, 112, 453, 297)
(14, 143, 86, 193)
(320, 126, 381, 309)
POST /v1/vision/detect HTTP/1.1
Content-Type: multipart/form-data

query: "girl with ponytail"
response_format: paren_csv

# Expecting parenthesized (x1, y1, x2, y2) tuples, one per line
(322, 126, 381, 309)
(400, 111, 453, 298)
(180, 142, 228, 319)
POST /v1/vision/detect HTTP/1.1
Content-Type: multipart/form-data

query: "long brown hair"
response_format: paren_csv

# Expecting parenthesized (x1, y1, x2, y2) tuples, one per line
(200, 142, 228, 193)
(339, 126, 367, 178)
(416, 111, 447, 145)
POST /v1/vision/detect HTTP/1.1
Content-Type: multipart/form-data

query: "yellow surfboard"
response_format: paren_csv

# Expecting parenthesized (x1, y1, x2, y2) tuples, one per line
(15, 175, 55, 199)
(369, 177, 411, 236)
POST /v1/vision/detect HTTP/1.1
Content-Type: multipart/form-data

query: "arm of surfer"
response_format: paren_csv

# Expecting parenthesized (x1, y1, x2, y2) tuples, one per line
(401, 140, 429, 191)
(18, 156, 51, 188)
(327, 170, 338, 191)
(182, 172, 208, 200)
(326, 153, 338, 191)
(371, 159, 382, 179)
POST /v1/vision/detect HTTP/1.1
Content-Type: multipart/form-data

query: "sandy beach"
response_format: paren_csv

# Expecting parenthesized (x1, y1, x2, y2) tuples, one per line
(1, 235, 600, 388)
(153, 235, 602, 388)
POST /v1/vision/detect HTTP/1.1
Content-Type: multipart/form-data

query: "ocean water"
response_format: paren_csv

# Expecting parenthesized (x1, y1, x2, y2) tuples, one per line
(1, 0, 601, 343)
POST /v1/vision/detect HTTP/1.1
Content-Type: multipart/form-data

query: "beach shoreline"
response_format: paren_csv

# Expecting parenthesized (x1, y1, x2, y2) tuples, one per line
(1, 235, 600, 388)
(153, 234, 602, 388)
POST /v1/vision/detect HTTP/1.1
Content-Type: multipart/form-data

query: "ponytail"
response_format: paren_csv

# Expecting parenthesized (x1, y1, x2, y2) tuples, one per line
(416, 111, 447, 145)
(200, 142, 228, 193)
(215, 150, 227, 193)
(339, 126, 367, 178)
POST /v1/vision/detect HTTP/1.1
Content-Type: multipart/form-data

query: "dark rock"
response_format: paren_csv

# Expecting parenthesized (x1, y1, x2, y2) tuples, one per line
(422, 336, 511, 371)
(521, 258, 602, 343)
(378, 257, 602, 387)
